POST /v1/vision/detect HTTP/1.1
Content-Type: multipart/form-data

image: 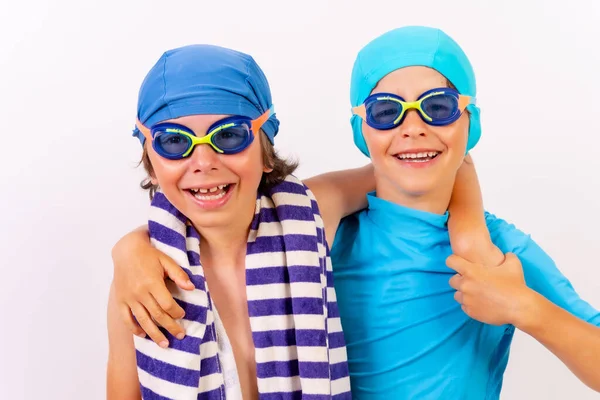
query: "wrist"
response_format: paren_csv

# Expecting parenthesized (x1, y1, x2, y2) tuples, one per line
(451, 236, 504, 267)
(512, 288, 544, 332)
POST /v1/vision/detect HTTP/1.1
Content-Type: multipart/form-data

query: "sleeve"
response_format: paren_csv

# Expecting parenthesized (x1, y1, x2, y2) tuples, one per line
(485, 212, 600, 327)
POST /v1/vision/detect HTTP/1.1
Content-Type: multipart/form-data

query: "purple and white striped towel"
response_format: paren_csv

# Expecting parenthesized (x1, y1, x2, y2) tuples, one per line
(133, 175, 352, 399)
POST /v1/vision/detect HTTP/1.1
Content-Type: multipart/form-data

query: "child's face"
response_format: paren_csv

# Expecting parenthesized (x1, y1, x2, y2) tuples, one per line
(146, 114, 271, 229)
(362, 66, 469, 206)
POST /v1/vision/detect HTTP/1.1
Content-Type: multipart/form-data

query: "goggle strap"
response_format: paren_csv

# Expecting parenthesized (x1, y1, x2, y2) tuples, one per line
(251, 106, 275, 133)
(458, 94, 477, 111)
(458, 95, 473, 111)
(351, 104, 367, 120)
(135, 119, 152, 141)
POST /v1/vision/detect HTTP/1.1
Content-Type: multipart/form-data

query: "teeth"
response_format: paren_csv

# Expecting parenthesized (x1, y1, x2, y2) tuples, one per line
(189, 184, 229, 193)
(188, 184, 229, 197)
(398, 151, 439, 160)
(192, 191, 227, 200)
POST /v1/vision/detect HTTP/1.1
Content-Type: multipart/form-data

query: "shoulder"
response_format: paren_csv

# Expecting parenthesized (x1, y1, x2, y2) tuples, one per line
(484, 211, 535, 254)
(484, 211, 559, 274)
(330, 210, 368, 258)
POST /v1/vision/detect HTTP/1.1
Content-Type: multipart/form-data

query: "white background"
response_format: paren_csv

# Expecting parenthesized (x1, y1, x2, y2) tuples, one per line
(1, 0, 599, 398)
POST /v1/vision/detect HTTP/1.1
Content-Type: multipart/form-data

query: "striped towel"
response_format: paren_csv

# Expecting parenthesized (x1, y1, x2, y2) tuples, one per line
(133, 175, 352, 399)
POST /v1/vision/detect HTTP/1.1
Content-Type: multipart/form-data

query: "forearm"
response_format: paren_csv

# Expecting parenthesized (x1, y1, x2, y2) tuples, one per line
(106, 365, 142, 400)
(448, 155, 504, 266)
(517, 290, 600, 392)
(107, 285, 143, 399)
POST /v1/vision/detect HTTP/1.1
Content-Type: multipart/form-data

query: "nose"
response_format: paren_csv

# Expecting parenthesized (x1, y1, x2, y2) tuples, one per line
(398, 109, 427, 139)
(188, 142, 220, 173)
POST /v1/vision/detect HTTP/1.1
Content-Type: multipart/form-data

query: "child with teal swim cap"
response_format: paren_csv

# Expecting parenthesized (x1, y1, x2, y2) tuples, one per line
(331, 25, 600, 398)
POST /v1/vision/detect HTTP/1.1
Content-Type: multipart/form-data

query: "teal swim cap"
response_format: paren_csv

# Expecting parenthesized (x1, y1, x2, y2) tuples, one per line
(350, 26, 481, 157)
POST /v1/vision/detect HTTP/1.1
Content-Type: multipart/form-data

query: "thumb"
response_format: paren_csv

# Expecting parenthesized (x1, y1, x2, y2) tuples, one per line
(160, 254, 195, 290)
(446, 254, 473, 275)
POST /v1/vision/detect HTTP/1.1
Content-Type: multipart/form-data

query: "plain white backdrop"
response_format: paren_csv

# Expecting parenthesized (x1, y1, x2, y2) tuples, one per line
(1, 0, 599, 398)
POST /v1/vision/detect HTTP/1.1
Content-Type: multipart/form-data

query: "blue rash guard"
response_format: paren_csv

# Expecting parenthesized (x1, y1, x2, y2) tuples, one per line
(330, 193, 600, 399)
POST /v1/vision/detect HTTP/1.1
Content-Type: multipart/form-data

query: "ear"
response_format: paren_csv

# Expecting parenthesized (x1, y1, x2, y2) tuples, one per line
(263, 164, 274, 174)
(463, 153, 474, 165)
(150, 175, 159, 186)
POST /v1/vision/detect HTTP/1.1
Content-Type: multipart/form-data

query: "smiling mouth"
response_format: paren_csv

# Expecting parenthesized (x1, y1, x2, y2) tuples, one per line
(395, 151, 441, 162)
(187, 184, 233, 200)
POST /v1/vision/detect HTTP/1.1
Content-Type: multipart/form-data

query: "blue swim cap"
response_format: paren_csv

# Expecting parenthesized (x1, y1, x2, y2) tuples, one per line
(133, 44, 279, 145)
(350, 26, 481, 157)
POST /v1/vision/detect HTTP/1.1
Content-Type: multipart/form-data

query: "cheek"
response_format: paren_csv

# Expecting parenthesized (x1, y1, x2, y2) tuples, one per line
(147, 149, 184, 186)
(224, 141, 265, 186)
(363, 123, 392, 162)
(437, 116, 469, 153)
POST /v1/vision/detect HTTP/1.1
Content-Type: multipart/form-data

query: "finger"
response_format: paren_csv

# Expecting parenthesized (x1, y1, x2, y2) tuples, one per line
(454, 291, 464, 305)
(130, 302, 169, 348)
(448, 274, 463, 290)
(160, 254, 194, 291)
(153, 283, 186, 320)
(446, 254, 473, 275)
(120, 305, 146, 338)
(143, 293, 186, 340)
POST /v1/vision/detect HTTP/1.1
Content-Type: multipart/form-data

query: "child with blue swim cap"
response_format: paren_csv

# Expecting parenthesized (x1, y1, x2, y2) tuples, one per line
(107, 44, 358, 399)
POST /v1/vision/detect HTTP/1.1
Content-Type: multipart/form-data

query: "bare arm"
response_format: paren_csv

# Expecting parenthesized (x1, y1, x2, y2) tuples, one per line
(107, 283, 143, 400)
(518, 290, 600, 392)
(303, 164, 375, 244)
(447, 155, 505, 266)
(447, 254, 600, 393)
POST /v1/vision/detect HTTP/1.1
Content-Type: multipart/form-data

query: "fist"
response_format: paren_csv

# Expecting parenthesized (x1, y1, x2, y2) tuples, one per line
(447, 252, 531, 326)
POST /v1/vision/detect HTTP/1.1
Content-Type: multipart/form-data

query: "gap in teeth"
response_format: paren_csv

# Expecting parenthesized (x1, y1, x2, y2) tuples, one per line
(190, 184, 229, 194)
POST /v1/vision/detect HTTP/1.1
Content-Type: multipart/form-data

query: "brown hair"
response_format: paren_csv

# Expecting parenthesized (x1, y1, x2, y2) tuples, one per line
(139, 131, 298, 200)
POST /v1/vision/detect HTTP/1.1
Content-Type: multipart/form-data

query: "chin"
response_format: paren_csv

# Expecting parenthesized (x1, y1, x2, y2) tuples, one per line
(391, 176, 438, 197)
(187, 212, 233, 230)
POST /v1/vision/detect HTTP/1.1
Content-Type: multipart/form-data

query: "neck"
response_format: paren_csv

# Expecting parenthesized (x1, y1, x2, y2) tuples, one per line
(375, 177, 455, 215)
